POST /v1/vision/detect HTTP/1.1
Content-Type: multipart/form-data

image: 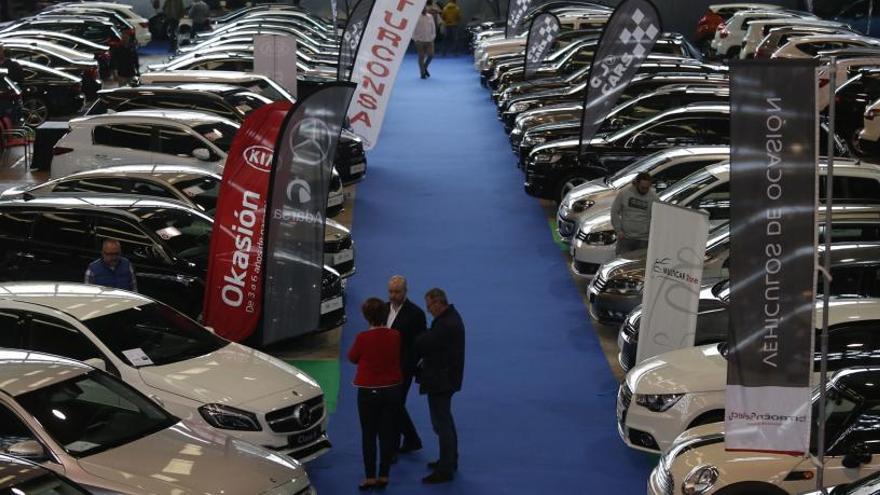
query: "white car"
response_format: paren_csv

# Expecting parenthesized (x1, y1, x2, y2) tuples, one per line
(50, 110, 238, 178)
(55, 1, 152, 45)
(860, 97, 880, 148)
(622, 297, 880, 454)
(816, 55, 880, 110)
(711, 9, 815, 58)
(556, 146, 729, 243)
(0, 282, 331, 461)
(649, 367, 880, 495)
(0, 349, 314, 494)
(570, 159, 880, 277)
(739, 18, 853, 59)
(138, 69, 295, 102)
(772, 34, 880, 59)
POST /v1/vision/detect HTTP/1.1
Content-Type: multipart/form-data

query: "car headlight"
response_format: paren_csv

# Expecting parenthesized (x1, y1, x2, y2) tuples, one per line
(199, 404, 262, 431)
(682, 465, 719, 495)
(604, 277, 644, 295)
(522, 134, 546, 146)
(584, 230, 617, 245)
(570, 199, 595, 212)
(533, 152, 561, 164)
(510, 101, 531, 112)
(635, 393, 684, 412)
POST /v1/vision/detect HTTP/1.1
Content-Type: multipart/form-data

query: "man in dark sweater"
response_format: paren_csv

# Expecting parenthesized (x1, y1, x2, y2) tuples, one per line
(416, 287, 465, 484)
(386, 275, 426, 454)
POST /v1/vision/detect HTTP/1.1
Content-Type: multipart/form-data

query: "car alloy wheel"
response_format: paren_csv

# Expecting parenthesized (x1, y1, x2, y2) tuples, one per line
(22, 98, 48, 127)
(559, 175, 588, 203)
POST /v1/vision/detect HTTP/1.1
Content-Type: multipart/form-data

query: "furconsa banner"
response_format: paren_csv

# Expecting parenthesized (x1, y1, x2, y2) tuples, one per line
(203, 101, 293, 342)
(524, 12, 560, 80)
(726, 59, 818, 454)
(578, 0, 661, 151)
(347, 0, 426, 149)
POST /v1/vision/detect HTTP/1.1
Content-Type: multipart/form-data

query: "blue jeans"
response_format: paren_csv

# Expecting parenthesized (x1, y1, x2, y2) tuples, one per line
(428, 392, 458, 474)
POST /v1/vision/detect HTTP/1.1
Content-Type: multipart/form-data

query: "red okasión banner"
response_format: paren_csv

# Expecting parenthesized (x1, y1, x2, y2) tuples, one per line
(203, 101, 293, 341)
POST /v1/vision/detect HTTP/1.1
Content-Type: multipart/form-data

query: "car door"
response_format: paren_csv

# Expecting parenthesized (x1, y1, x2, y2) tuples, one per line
(822, 322, 880, 372)
(155, 124, 218, 168)
(29, 211, 95, 283)
(0, 211, 38, 280)
(651, 158, 724, 192)
(0, 308, 25, 349)
(22, 312, 107, 366)
(821, 176, 880, 205)
(91, 123, 155, 168)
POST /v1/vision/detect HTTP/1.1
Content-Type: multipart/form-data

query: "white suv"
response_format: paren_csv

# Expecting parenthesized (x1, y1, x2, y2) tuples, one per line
(711, 9, 815, 58)
(51, 110, 238, 178)
(0, 282, 331, 461)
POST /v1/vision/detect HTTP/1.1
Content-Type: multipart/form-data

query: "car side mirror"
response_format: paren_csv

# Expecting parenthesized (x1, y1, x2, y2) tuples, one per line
(6, 440, 46, 460)
(843, 442, 873, 468)
(192, 148, 212, 161)
(84, 357, 106, 371)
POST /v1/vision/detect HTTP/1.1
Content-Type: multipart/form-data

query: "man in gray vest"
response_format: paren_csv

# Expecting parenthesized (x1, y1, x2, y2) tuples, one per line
(611, 172, 658, 256)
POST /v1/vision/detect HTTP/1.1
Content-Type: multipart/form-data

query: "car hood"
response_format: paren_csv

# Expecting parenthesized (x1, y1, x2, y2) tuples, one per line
(604, 257, 646, 281)
(139, 343, 321, 410)
(667, 423, 804, 473)
(578, 211, 613, 235)
(565, 180, 613, 204)
(626, 343, 726, 395)
(78, 422, 306, 495)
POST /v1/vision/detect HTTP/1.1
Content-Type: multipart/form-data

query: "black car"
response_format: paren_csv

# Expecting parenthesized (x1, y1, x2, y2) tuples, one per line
(1, 40, 102, 97)
(0, 195, 346, 331)
(39, 8, 136, 39)
(0, 455, 89, 494)
(87, 84, 273, 123)
(0, 18, 123, 47)
(17, 59, 84, 127)
(617, 242, 880, 372)
(0, 30, 113, 78)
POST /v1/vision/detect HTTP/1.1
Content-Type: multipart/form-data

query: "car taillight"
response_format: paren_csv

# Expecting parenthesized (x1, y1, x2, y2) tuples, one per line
(53, 147, 74, 155)
(867, 109, 878, 120)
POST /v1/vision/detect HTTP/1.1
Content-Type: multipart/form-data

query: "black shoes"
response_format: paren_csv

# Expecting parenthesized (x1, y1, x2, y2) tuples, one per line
(399, 441, 422, 453)
(426, 460, 457, 471)
(422, 471, 454, 484)
(420, 73, 427, 79)
(425, 69, 431, 78)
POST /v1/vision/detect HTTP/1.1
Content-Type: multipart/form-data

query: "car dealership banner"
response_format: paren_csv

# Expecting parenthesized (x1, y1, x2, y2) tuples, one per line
(203, 101, 293, 342)
(338, 0, 375, 81)
(506, 0, 534, 38)
(524, 13, 560, 80)
(254, 35, 298, 97)
(263, 83, 356, 344)
(636, 203, 709, 365)
(578, 0, 661, 151)
(725, 59, 818, 454)
(346, 0, 427, 149)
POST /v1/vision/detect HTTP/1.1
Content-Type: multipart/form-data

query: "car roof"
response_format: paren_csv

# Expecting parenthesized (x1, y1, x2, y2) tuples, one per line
(17, 59, 80, 82)
(0, 281, 153, 321)
(0, 194, 202, 213)
(70, 109, 235, 127)
(139, 70, 269, 82)
(60, 164, 221, 181)
(705, 157, 880, 177)
(99, 83, 244, 96)
(832, 366, 880, 398)
(0, 349, 91, 396)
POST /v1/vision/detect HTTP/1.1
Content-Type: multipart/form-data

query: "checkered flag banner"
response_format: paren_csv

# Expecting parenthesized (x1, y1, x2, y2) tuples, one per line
(338, 0, 375, 81)
(505, 0, 533, 38)
(578, 0, 661, 151)
(524, 13, 560, 80)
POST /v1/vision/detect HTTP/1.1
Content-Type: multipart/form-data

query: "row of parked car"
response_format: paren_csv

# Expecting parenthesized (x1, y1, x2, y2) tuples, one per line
(0, 3, 360, 494)
(471, 2, 880, 494)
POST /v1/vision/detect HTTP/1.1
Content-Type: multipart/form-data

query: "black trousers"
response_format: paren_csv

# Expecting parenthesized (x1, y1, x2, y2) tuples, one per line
(428, 392, 458, 474)
(357, 385, 401, 478)
(398, 373, 421, 447)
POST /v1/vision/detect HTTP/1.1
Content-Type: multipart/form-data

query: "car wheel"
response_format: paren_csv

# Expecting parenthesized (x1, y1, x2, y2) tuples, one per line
(715, 482, 788, 495)
(557, 174, 588, 203)
(22, 98, 49, 127)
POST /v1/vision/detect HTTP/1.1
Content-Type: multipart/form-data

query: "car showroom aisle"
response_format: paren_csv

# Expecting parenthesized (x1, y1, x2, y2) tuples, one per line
(306, 53, 655, 493)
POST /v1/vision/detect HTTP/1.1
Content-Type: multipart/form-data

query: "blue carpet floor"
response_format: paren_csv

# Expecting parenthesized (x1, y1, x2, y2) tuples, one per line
(307, 53, 655, 493)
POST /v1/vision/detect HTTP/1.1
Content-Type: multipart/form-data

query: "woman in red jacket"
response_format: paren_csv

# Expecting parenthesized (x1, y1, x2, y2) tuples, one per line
(348, 297, 402, 490)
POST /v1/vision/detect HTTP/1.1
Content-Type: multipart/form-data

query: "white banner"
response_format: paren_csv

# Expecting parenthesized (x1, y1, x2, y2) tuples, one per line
(254, 35, 298, 98)
(635, 203, 709, 365)
(347, 0, 426, 149)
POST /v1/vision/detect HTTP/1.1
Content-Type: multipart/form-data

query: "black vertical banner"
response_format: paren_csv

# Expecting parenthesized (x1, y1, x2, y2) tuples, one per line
(725, 59, 818, 454)
(524, 13, 560, 80)
(578, 0, 661, 152)
(338, 0, 375, 81)
(506, 0, 534, 38)
(263, 83, 356, 344)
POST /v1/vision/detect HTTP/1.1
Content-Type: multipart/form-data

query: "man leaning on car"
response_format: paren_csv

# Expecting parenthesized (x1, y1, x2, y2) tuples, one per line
(610, 172, 658, 256)
(85, 239, 138, 291)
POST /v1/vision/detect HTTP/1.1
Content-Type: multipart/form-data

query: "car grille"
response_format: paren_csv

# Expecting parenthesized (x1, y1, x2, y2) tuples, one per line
(656, 465, 674, 495)
(557, 217, 575, 238)
(265, 395, 325, 433)
(593, 272, 607, 292)
(330, 173, 342, 192)
(576, 229, 588, 242)
(617, 383, 632, 433)
(325, 234, 353, 253)
(619, 318, 640, 372)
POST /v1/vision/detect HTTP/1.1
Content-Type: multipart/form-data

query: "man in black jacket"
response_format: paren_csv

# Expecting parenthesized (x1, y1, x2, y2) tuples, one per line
(386, 275, 426, 454)
(416, 287, 465, 484)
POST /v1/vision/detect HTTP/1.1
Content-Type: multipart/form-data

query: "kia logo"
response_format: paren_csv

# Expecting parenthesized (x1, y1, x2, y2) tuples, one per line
(243, 145, 273, 173)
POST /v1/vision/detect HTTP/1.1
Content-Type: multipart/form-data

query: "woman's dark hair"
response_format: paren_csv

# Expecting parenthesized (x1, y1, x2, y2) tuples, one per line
(361, 297, 388, 326)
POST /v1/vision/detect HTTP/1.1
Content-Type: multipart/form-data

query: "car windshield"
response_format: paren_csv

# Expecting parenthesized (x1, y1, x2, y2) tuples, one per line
(811, 383, 863, 454)
(2, 471, 87, 494)
(604, 94, 675, 131)
(135, 208, 213, 263)
(171, 176, 221, 215)
(659, 169, 719, 203)
(192, 122, 238, 153)
(83, 302, 227, 367)
(14, 371, 176, 459)
(224, 90, 271, 116)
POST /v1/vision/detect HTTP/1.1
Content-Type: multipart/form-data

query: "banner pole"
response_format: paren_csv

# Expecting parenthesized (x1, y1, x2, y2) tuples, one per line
(815, 55, 836, 495)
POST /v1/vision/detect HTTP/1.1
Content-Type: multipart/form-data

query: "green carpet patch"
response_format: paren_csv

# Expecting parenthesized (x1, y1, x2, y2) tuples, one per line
(285, 359, 340, 413)
(548, 218, 567, 252)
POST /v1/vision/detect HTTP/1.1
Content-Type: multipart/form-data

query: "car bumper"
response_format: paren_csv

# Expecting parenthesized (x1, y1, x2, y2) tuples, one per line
(647, 464, 672, 495)
(590, 291, 640, 325)
(623, 389, 722, 454)
(571, 240, 616, 275)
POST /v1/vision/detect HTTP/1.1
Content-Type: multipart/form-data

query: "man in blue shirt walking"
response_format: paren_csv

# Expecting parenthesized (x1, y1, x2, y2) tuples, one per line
(85, 239, 138, 291)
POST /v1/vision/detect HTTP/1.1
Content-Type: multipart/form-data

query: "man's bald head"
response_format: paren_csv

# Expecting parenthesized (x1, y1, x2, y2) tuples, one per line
(388, 275, 407, 306)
